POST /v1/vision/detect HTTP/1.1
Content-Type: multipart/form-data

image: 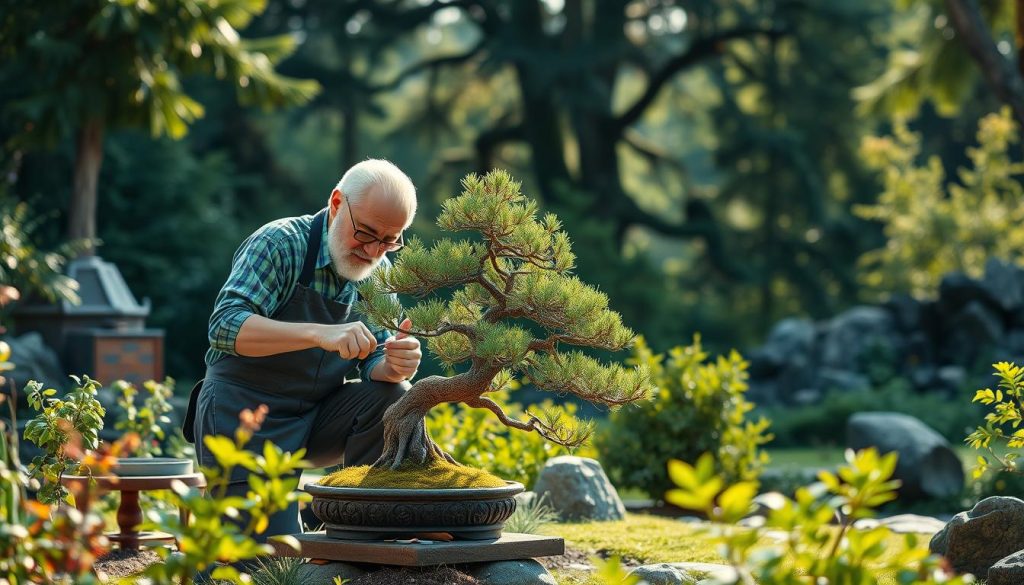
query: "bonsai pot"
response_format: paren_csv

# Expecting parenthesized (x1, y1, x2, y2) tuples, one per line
(113, 457, 193, 477)
(305, 481, 524, 540)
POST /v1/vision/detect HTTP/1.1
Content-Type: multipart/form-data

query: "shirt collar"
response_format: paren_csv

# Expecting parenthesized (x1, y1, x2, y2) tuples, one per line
(316, 208, 332, 270)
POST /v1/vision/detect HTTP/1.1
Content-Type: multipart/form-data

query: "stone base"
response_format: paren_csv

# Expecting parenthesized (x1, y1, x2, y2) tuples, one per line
(268, 531, 564, 566)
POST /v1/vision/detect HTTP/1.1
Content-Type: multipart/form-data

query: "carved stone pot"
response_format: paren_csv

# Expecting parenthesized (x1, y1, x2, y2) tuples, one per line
(305, 481, 524, 540)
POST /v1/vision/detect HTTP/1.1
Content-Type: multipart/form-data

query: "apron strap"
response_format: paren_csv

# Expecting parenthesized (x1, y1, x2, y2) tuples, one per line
(299, 208, 327, 287)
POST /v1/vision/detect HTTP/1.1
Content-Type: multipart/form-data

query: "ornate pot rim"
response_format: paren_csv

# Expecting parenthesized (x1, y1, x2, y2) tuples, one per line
(304, 480, 524, 501)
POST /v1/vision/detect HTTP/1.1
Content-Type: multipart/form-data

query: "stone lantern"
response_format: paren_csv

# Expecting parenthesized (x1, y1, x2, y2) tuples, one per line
(12, 256, 164, 387)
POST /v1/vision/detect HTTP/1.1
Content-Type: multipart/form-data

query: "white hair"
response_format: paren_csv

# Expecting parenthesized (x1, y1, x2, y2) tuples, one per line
(335, 159, 417, 213)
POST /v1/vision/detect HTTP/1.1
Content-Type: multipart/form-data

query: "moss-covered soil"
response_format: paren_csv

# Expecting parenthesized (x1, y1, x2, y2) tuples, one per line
(317, 460, 507, 488)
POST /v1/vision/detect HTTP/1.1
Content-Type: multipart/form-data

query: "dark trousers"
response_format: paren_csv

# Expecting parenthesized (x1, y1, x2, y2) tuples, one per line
(202, 378, 409, 541)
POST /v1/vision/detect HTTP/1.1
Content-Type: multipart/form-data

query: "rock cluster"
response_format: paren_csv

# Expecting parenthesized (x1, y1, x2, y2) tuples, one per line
(748, 259, 1024, 406)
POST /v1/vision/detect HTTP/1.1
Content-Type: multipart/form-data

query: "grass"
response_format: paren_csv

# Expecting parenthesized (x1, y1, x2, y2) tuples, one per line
(766, 444, 1014, 471)
(541, 513, 940, 585)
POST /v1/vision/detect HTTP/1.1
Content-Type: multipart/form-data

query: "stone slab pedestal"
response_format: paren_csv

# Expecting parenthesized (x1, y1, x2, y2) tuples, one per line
(269, 531, 564, 566)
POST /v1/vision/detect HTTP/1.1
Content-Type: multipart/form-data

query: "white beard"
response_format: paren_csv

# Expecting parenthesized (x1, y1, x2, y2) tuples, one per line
(327, 213, 381, 282)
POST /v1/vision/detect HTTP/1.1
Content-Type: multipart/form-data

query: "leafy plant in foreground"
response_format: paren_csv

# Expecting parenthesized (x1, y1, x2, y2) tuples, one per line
(22, 376, 106, 504)
(966, 361, 1024, 479)
(140, 404, 310, 585)
(666, 448, 973, 584)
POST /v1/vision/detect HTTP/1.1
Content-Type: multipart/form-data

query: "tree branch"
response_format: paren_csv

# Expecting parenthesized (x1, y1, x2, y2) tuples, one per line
(475, 123, 525, 172)
(615, 26, 786, 131)
(622, 128, 688, 175)
(618, 194, 751, 281)
(944, 0, 1024, 127)
(465, 396, 534, 432)
(369, 38, 488, 93)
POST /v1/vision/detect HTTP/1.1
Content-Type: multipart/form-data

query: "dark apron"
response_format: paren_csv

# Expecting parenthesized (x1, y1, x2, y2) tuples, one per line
(182, 208, 360, 482)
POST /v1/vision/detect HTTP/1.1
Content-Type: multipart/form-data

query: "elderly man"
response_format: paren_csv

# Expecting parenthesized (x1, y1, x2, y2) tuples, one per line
(183, 159, 421, 538)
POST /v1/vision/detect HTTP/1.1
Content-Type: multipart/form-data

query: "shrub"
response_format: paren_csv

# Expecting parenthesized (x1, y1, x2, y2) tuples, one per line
(667, 449, 974, 583)
(112, 377, 175, 457)
(426, 387, 596, 489)
(597, 335, 771, 499)
(0, 198, 85, 308)
(856, 107, 1024, 298)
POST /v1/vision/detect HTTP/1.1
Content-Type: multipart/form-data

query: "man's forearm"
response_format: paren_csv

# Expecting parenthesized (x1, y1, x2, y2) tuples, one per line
(235, 314, 323, 357)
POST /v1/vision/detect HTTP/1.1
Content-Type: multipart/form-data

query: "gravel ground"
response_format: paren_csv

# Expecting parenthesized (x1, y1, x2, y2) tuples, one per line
(93, 548, 162, 579)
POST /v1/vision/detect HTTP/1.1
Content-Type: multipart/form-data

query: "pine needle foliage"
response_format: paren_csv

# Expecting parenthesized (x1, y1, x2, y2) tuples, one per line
(357, 170, 652, 445)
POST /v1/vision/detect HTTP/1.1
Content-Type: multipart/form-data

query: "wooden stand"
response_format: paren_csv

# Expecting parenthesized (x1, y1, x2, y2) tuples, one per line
(61, 473, 206, 550)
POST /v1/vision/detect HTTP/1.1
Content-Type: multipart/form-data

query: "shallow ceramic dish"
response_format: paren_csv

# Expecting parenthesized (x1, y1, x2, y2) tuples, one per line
(113, 457, 193, 477)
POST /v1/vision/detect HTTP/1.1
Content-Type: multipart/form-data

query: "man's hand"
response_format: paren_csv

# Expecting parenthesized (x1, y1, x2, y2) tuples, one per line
(315, 321, 379, 359)
(378, 318, 422, 381)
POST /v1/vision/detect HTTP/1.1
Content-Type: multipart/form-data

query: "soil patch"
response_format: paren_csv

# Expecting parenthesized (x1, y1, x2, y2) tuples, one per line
(93, 548, 162, 579)
(538, 544, 643, 572)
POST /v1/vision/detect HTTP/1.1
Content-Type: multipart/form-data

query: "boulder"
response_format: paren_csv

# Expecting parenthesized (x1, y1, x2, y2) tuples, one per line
(947, 300, 1004, 346)
(461, 559, 556, 585)
(938, 272, 999, 315)
(929, 496, 1024, 577)
(819, 307, 898, 372)
(294, 560, 371, 584)
(533, 456, 625, 521)
(988, 550, 1024, 585)
(751, 318, 816, 372)
(982, 258, 1024, 313)
(665, 562, 738, 583)
(846, 412, 963, 500)
(852, 514, 947, 534)
(884, 294, 924, 333)
(627, 563, 698, 584)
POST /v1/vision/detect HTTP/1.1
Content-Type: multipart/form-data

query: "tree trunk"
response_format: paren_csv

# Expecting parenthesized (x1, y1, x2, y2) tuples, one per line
(341, 97, 359, 171)
(508, 1, 573, 203)
(944, 0, 1024, 127)
(69, 118, 105, 255)
(373, 368, 498, 470)
(1017, 0, 1024, 80)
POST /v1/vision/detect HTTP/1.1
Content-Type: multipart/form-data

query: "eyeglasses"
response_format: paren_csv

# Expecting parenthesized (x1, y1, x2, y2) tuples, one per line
(344, 197, 405, 252)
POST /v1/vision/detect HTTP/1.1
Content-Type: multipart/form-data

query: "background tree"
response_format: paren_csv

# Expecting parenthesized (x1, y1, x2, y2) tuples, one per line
(0, 0, 320, 253)
(357, 170, 651, 468)
(855, 0, 1020, 125)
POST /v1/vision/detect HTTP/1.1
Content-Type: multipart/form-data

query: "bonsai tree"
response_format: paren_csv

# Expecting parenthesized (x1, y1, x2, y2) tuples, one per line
(357, 170, 652, 471)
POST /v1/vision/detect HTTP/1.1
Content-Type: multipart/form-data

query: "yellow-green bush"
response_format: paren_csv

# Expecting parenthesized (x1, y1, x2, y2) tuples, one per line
(597, 335, 772, 498)
(856, 107, 1024, 297)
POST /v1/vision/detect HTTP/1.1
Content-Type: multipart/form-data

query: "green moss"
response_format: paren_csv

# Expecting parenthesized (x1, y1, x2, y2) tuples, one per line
(316, 460, 507, 489)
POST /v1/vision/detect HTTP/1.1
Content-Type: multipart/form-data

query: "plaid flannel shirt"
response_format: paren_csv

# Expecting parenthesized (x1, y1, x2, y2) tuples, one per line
(204, 212, 392, 378)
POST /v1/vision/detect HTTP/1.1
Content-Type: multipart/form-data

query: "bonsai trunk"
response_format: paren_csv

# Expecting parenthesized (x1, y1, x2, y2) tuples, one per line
(373, 367, 498, 470)
(70, 118, 105, 255)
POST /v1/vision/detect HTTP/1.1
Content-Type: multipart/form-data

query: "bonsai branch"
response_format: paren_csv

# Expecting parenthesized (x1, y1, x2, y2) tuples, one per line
(465, 397, 588, 449)
(379, 317, 477, 340)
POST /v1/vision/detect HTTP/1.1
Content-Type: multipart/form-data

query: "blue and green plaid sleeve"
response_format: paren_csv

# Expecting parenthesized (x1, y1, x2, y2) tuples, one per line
(207, 227, 300, 358)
